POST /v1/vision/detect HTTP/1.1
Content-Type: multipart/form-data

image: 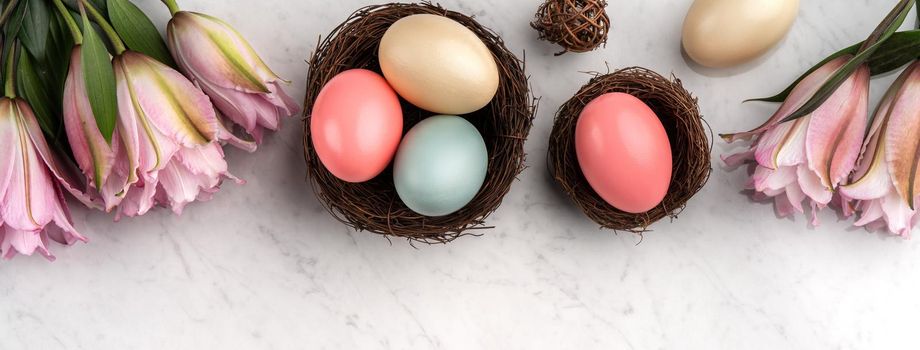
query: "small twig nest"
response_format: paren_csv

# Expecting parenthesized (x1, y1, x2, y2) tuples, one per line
(547, 67, 711, 232)
(302, 3, 535, 243)
(531, 0, 610, 56)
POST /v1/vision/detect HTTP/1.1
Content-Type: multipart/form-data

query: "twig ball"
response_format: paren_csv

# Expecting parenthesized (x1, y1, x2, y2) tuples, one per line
(303, 3, 535, 243)
(531, 0, 611, 56)
(547, 67, 712, 232)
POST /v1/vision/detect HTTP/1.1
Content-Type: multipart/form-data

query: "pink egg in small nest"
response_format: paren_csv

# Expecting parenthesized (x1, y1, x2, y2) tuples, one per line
(547, 67, 712, 232)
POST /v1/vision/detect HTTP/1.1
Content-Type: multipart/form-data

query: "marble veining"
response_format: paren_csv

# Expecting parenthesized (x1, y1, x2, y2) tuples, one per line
(2, 0, 919, 349)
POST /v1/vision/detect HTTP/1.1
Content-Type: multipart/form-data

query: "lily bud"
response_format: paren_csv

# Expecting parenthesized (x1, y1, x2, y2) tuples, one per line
(723, 56, 870, 224)
(63, 46, 124, 210)
(111, 51, 239, 218)
(840, 61, 920, 236)
(0, 98, 89, 260)
(166, 11, 298, 146)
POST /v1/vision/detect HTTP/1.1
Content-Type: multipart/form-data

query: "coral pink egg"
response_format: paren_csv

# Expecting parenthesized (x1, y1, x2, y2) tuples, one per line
(310, 69, 403, 182)
(575, 92, 672, 213)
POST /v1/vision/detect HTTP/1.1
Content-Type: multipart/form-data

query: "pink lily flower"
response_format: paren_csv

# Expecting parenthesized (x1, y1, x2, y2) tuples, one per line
(840, 61, 920, 237)
(113, 51, 241, 218)
(0, 97, 92, 260)
(166, 11, 298, 147)
(65, 48, 240, 218)
(723, 55, 870, 224)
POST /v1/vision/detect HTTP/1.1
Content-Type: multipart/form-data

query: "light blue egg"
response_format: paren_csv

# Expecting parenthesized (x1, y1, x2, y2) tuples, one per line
(393, 115, 488, 216)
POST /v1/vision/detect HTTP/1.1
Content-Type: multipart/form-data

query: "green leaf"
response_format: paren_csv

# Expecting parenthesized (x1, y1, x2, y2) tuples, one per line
(107, 0, 175, 66)
(780, 0, 915, 123)
(17, 48, 57, 136)
(63, 0, 106, 14)
(3, 0, 27, 39)
(44, 9, 75, 95)
(80, 10, 117, 143)
(1, 0, 27, 85)
(749, 30, 920, 103)
(19, 0, 50, 59)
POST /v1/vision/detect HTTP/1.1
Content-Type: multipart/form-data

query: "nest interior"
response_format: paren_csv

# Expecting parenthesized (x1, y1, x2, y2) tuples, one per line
(302, 3, 535, 243)
(547, 67, 711, 232)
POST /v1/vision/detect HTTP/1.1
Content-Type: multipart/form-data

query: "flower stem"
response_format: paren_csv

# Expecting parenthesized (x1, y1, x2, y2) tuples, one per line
(0, 0, 20, 27)
(858, 0, 914, 51)
(80, 0, 127, 54)
(52, 0, 83, 44)
(4, 44, 17, 98)
(161, 0, 180, 16)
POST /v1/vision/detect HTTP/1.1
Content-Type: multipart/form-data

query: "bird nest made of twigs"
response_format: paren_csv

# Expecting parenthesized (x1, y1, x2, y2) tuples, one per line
(547, 67, 711, 232)
(302, 3, 535, 243)
(531, 0, 610, 56)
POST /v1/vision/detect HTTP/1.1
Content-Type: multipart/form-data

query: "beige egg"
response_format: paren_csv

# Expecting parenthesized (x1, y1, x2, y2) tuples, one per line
(379, 14, 499, 115)
(682, 0, 799, 68)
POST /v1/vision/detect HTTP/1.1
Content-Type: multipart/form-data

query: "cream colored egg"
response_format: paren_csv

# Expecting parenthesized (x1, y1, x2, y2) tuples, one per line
(379, 14, 499, 115)
(682, 0, 798, 68)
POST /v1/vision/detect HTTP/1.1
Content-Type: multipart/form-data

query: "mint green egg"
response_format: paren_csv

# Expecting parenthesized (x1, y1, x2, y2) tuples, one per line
(393, 115, 488, 216)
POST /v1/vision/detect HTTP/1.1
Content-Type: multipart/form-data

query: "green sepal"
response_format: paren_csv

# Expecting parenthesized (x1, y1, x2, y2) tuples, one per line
(748, 30, 920, 103)
(80, 9, 117, 143)
(107, 0, 175, 66)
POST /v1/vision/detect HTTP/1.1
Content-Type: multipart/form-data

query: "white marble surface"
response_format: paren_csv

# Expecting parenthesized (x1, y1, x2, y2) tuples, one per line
(2, 0, 920, 349)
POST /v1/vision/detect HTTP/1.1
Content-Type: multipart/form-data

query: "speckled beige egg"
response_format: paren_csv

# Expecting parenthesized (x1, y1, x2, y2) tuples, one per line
(682, 0, 798, 68)
(379, 14, 499, 115)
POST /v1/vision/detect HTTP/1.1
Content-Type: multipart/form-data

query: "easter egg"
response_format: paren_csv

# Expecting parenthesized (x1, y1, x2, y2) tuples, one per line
(575, 93, 672, 214)
(379, 14, 499, 115)
(393, 115, 488, 216)
(310, 69, 403, 183)
(682, 0, 798, 68)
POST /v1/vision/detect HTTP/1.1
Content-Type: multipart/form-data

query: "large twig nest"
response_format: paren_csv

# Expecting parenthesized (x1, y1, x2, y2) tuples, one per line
(547, 67, 711, 232)
(303, 3, 535, 243)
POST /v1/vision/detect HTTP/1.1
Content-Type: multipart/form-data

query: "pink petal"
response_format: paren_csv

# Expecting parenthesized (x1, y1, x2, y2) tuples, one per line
(1, 226, 52, 260)
(16, 99, 100, 209)
(722, 56, 850, 142)
(784, 182, 806, 213)
(174, 144, 229, 178)
(883, 62, 920, 208)
(854, 199, 885, 227)
(880, 189, 915, 236)
(157, 159, 217, 214)
(753, 165, 796, 192)
(774, 193, 795, 218)
(0, 99, 17, 201)
(2, 105, 58, 231)
(63, 46, 115, 190)
(215, 117, 257, 152)
(167, 11, 278, 93)
(115, 61, 180, 175)
(116, 52, 219, 147)
(721, 150, 753, 168)
(797, 164, 832, 205)
(115, 173, 159, 219)
(806, 65, 869, 189)
(839, 139, 890, 201)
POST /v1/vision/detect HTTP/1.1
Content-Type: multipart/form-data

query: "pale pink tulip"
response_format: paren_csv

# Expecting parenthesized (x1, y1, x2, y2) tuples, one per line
(0, 97, 93, 260)
(166, 11, 297, 146)
(840, 61, 920, 237)
(723, 56, 870, 224)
